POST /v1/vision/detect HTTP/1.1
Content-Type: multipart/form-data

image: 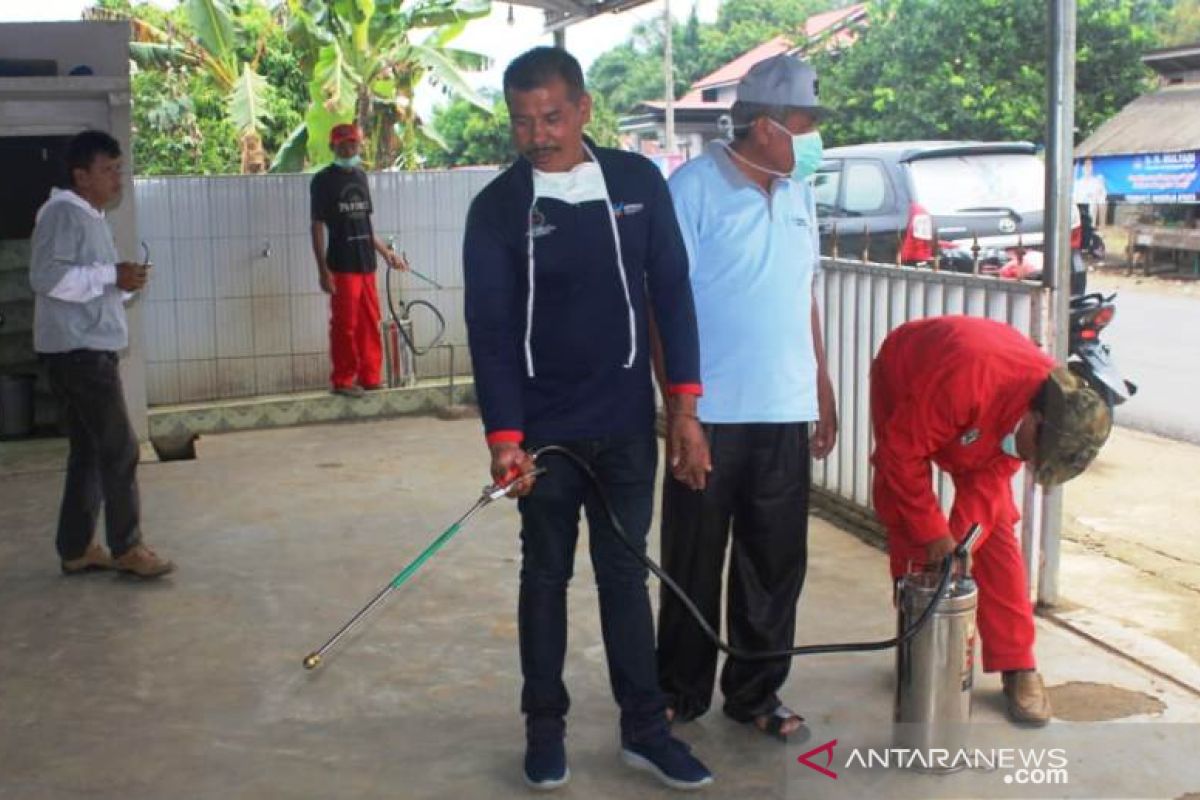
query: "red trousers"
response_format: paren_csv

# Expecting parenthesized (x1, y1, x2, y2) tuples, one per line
(880, 489, 1037, 674)
(329, 272, 382, 389)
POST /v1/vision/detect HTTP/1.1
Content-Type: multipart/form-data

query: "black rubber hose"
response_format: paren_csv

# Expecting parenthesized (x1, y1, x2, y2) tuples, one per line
(385, 262, 447, 357)
(527, 444, 956, 662)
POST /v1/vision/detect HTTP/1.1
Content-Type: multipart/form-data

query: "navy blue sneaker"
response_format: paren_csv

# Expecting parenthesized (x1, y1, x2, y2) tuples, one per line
(524, 736, 569, 791)
(621, 735, 713, 790)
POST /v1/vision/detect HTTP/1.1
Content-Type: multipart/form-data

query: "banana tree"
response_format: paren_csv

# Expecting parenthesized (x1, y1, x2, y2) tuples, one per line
(275, 0, 491, 172)
(88, 0, 273, 173)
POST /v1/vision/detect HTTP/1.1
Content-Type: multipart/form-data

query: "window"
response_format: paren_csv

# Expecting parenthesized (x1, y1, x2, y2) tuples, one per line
(907, 153, 1044, 215)
(842, 161, 890, 214)
(701, 88, 719, 102)
(813, 164, 841, 212)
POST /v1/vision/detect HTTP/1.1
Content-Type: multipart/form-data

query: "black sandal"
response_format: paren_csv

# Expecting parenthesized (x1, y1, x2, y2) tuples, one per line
(755, 705, 808, 743)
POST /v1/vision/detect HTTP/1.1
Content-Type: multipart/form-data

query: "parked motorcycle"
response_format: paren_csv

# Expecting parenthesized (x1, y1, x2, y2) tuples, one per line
(1067, 292, 1137, 408)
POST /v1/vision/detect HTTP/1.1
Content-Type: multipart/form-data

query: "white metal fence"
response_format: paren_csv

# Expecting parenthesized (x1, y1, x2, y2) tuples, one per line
(134, 168, 499, 406)
(814, 258, 1048, 580)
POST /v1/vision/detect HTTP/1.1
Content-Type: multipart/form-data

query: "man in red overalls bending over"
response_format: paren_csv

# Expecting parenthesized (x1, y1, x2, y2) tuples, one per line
(871, 316, 1112, 726)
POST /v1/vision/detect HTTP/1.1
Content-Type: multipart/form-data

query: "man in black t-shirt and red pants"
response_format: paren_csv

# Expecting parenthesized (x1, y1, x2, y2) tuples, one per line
(309, 123, 407, 397)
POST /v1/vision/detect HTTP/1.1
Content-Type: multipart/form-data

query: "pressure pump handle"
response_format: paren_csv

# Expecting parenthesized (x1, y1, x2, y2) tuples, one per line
(955, 523, 983, 560)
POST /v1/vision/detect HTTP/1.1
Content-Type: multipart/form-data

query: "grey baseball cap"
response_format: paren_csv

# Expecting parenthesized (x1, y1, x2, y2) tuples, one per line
(736, 54, 826, 118)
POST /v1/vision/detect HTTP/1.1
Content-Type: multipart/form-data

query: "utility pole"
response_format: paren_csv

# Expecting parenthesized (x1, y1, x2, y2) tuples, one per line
(663, 0, 675, 154)
(1038, 0, 1077, 607)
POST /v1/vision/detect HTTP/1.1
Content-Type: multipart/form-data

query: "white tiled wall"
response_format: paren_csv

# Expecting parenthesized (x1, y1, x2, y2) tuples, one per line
(134, 169, 495, 406)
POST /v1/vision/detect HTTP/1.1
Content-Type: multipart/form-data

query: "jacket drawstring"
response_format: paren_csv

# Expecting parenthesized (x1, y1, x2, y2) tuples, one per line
(524, 148, 637, 378)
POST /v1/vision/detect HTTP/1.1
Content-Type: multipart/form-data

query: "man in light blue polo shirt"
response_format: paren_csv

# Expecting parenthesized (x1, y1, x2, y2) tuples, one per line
(655, 54, 837, 742)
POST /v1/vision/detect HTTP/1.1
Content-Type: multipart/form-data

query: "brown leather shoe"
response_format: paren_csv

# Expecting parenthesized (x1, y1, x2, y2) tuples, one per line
(114, 544, 176, 579)
(1003, 670, 1052, 726)
(61, 543, 116, 575)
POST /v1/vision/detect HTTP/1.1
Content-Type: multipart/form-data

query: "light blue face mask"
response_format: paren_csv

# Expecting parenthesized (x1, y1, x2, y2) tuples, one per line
(334, 155, 362, 169)
(770, 120, 823, 180)
(1001, 432, 1021, 459)
(790, 130, 823, 180)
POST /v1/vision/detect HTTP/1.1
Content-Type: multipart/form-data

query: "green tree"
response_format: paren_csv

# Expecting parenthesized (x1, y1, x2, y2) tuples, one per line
(1156, 0, 1200, 46)
(130, 66, 245, 175)
(421, 91, 621, 168)
(812, 0, 1160, 147)
(423, 94, 513, 167)
(587, 0, 839, 115)
(587, 39, 666, 115)
(89, 0, 278, 172)
(277, 0, 491, 171)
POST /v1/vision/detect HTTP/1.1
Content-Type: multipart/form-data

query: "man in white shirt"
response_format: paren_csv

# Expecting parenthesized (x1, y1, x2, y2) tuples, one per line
(655, 55, 837, 741)
(29, 130, 174, 579)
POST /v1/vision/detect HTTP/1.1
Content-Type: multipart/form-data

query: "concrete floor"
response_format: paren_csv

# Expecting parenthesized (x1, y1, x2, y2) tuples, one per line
(2, 418, 1199, 799)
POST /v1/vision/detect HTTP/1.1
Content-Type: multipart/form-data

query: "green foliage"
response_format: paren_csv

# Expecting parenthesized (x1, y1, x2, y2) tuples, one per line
(588, 0, 1172, 147)
(587, 0, 836, 115)
(587, 36, 668, 115)
(286, 0, 491, 170)
(423, 95, 512, 167)
(1156, 0, 1200, 46)
(94, 0, 305, 174)
(587, 93, 622, 149)
(811, 0, 1162, 147)
(131, 67, 240, 175)
(420, 89, 621, 169)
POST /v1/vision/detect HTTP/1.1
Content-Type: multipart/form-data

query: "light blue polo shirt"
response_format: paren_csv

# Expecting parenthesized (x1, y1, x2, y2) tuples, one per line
(668, 141, 821, 423)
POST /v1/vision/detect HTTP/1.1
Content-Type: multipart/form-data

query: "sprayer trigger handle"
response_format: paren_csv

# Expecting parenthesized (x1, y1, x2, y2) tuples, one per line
(955, 523, 984, 559)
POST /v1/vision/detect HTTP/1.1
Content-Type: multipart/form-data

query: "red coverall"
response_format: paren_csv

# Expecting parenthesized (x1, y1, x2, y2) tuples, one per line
(870, 316, 1053, 673)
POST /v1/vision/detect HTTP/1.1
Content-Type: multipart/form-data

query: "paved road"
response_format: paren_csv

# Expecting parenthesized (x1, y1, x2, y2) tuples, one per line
(1090, 280, 1200, 444)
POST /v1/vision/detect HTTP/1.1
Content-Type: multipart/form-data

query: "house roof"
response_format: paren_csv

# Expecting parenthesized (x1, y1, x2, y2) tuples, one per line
(659, 2, 868, 108)
(803, 2, 867, 43)
(625, 4, 869, 124)
(1141, 41, 1200, 78)
(690, 36, 794, 92)
(1075, 84, 1200, 157)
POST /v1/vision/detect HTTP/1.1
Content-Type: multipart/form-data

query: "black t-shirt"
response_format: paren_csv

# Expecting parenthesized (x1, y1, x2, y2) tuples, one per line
(310, 164, 376, 273)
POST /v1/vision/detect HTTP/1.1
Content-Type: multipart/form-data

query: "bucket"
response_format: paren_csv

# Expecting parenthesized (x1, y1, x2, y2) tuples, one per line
(0, 373, 36, 438)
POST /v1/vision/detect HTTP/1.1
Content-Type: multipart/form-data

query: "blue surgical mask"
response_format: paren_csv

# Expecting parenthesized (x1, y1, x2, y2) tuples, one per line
(334, 155, 362, 169)
(790, 130, 823, 180)
(770, 120, 823, 180)
(1001, 432, 1021, 459)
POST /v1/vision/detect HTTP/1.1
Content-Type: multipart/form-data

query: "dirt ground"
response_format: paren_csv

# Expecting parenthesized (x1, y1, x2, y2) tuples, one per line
(1047, 680, 1166, 721)
(1088, 264, 1200, 297)
(1060, 424, 1200, 665)
(1089, 225, 1200, 292)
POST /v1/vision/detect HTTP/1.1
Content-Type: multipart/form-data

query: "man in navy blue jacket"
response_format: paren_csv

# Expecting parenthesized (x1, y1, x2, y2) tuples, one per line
(463, 47, 713, 791)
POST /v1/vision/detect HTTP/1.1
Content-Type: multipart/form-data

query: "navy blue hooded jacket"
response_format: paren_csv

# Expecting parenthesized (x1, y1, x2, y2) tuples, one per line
(463, 144, 702, 444)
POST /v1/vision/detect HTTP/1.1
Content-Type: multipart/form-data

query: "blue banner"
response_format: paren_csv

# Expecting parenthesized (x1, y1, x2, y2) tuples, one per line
(1074, 151, 1200, 204)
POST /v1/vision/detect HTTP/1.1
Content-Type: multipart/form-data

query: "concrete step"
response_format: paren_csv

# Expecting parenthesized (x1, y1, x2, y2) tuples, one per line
(148, 379, 478, 456)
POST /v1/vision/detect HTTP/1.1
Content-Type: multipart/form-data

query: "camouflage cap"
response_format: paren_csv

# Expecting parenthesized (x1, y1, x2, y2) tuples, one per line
(1033, 367, 1113, 486)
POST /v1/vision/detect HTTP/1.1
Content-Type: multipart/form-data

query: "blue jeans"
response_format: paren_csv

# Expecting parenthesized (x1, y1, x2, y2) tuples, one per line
(517, 434, 668, 744)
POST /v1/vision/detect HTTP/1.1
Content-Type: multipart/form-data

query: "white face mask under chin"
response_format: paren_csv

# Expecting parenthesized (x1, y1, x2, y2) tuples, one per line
(524, 146, 636, 378)
(532, 161, 609, 205)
